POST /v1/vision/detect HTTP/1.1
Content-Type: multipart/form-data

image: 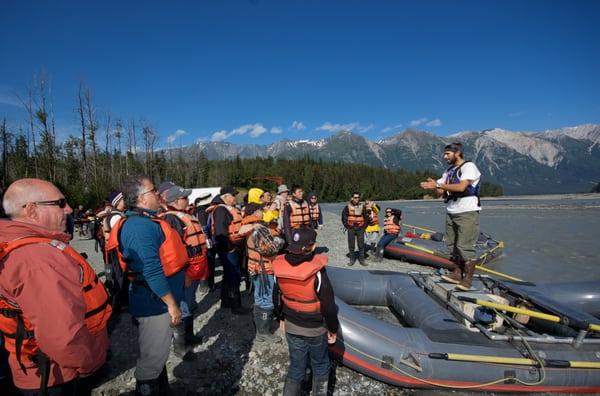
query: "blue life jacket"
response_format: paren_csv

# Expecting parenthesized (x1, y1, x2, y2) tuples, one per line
(443, 160, 481, 204)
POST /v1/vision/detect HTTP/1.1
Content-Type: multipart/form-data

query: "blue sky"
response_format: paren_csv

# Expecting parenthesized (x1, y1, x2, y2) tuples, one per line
(1, 1, 599, 147)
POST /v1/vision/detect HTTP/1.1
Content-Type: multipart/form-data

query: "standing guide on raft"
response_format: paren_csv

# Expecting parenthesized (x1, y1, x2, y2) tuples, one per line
(420, 142, 482, 291)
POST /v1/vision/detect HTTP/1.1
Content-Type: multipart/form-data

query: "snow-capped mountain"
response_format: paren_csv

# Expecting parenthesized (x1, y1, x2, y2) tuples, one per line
(176, 124, 600, 194)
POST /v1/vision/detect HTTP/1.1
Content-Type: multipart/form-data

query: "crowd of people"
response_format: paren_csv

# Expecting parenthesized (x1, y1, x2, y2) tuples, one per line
(0, 141, 481, 396)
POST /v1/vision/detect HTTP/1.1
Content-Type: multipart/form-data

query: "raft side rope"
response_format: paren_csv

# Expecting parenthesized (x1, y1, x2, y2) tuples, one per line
(340, 340, 548, 389)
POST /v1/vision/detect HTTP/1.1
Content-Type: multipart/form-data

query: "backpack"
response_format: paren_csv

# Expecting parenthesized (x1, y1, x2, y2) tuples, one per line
(252, 224, 284, 257)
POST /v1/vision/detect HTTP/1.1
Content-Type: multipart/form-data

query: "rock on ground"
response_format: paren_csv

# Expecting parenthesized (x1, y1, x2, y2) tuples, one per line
(72, 211, 421, 395)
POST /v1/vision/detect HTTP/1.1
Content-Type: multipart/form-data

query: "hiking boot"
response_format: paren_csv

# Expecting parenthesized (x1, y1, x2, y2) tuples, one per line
(347, 252, 356, 266)
(457, 260, 478, 291)
(358, 250, 367, 266)
(441, 264, 463, 284)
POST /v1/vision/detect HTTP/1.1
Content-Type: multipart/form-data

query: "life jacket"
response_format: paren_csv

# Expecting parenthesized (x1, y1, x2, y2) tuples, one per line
(246, 234, 276, 275)
(159, 210, 209, 281)
(0, 237, 112, 379)
(205, 204, 244, 242)
(384, 215, 400, 235)
(346, 203, 365, 227)
(309, 204, 320, 224)
(104, 216, 189, 282)
(288, 200, 311, 229)
(102, 210, 125, 241)
(272, 254, 328, 314)
(443, 160, 481, 204)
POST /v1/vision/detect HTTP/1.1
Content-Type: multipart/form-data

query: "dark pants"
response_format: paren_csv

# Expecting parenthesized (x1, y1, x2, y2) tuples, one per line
(207, 249, 216, 288)
(19, 374, 96, 396)
(285, 332, 330, 382)
(376, 233, 398, 250)
(347, 227, 365, 258)
(221, 250, 241, 291)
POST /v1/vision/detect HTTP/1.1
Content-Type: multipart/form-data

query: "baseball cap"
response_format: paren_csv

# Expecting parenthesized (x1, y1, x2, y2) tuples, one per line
(287, 228, 317, 255)
(165, 185, 192, 204)
(157, 181, 176, 194)
(220, 186, 239, 196)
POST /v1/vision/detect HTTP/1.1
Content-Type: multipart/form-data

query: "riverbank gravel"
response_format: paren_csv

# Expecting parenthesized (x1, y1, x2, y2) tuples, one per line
(72, 211, 423, 395)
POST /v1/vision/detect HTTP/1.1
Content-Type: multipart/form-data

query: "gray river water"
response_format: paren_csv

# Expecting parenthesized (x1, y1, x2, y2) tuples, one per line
(321, 195, 600, 283)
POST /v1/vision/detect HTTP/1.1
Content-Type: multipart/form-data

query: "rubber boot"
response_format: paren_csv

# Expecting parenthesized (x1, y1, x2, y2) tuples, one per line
(347, 251, 356, 266)
(358, 249, 367, 266)
(172, 324, 193, 361)
(375, 248, 384, 262)
(135, 378, 160, 396)
(254, 308, 281, 343)
(157, 366, 170, 395)
(441, 262, 463, 284)
(282, 377, 303, 396)
(230, 289, 250, 315)
(457, 260, 477, 291)
(312, 376, 329, 396)
(184, 317, 203, 346)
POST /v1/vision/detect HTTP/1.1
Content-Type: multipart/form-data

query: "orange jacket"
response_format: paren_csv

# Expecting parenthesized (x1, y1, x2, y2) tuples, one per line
(384, 215, 401, 235)
(288, 200, 311, 229)
(0, 222, 110, 390)
(206, 204, 244, 242)
(105, 217, 189, 279)
(346, 203, 366, 227)
(159, 210, 209, 281)
(272, 254, 327, 313)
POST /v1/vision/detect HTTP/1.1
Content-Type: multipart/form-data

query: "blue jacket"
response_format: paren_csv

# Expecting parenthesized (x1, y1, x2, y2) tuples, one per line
(120, 209, 185, 318)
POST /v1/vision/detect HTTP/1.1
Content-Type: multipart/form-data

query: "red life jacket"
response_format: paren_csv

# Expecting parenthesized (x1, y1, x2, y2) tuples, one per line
(0, 237, 112, 377)
(347, 203, 365, 227)
(159, 210, 209, 281)
(384, 215, 400, 235)
(104, 217, 189, 279)
(288, 200, 311, 229)
(272, 254, 328, 313)
(206, 204, 244, 242)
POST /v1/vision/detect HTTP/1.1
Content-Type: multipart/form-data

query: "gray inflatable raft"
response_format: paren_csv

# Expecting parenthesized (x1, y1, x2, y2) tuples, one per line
(327, 266, 600, 392)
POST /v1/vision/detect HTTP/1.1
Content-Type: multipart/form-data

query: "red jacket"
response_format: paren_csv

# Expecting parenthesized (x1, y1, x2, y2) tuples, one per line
(0, 220, 109, 390)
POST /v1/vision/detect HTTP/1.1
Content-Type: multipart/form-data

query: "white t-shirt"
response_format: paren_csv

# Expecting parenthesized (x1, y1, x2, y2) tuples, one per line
(437, 161, 481, 214)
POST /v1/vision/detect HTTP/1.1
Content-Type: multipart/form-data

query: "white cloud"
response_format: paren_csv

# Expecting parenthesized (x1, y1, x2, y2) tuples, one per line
(211, 130, 228, 142)
(167, 129, 187, 145)
(211, 123, 268, 141)
(426, 119, 442, 127)
(271, 126, 283, 134)
(290, 121, 306, 130)
(381, 123, 403, 133)
(410, 117, 428, 127)
(316, 122, 374, 133)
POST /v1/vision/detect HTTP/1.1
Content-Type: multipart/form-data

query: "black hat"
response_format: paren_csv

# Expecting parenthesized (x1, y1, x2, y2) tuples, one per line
(220, 186, 239, 196)
(287, 228, 317, 255)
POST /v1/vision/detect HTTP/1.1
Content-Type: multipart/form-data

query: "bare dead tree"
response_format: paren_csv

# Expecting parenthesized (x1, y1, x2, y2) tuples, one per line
(77, 82, 88, 183)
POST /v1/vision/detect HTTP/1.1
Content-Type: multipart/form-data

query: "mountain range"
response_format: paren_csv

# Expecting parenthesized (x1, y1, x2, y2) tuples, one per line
(179, 124, 600, 195)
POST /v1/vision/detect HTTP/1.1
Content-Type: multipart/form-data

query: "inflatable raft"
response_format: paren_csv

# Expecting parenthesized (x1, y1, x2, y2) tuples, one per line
(327, 266, 600, 392)
(384, 223, 504, 269)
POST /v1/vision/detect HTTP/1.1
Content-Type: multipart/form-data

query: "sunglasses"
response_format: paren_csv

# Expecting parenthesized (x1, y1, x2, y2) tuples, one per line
(22, 198, 68, 209)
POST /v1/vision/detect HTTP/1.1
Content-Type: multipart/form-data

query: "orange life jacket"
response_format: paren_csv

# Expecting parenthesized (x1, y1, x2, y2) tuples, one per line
(288, 200, 311, 229)
(105, 216, 189, 279)
(272, 254, 327, 313)
(347, 203, 365, 227)
(309, 204, 320, 223)
(246, 234, 275, 275)
(0, 237, 112, 375)
(206, 204, 244, 242)
(159, 210, 209, 281)
(384, 216, 401, 235)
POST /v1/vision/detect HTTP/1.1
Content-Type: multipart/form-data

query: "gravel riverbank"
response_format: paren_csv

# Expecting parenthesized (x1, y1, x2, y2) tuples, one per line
(72, 211, 423, 395)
